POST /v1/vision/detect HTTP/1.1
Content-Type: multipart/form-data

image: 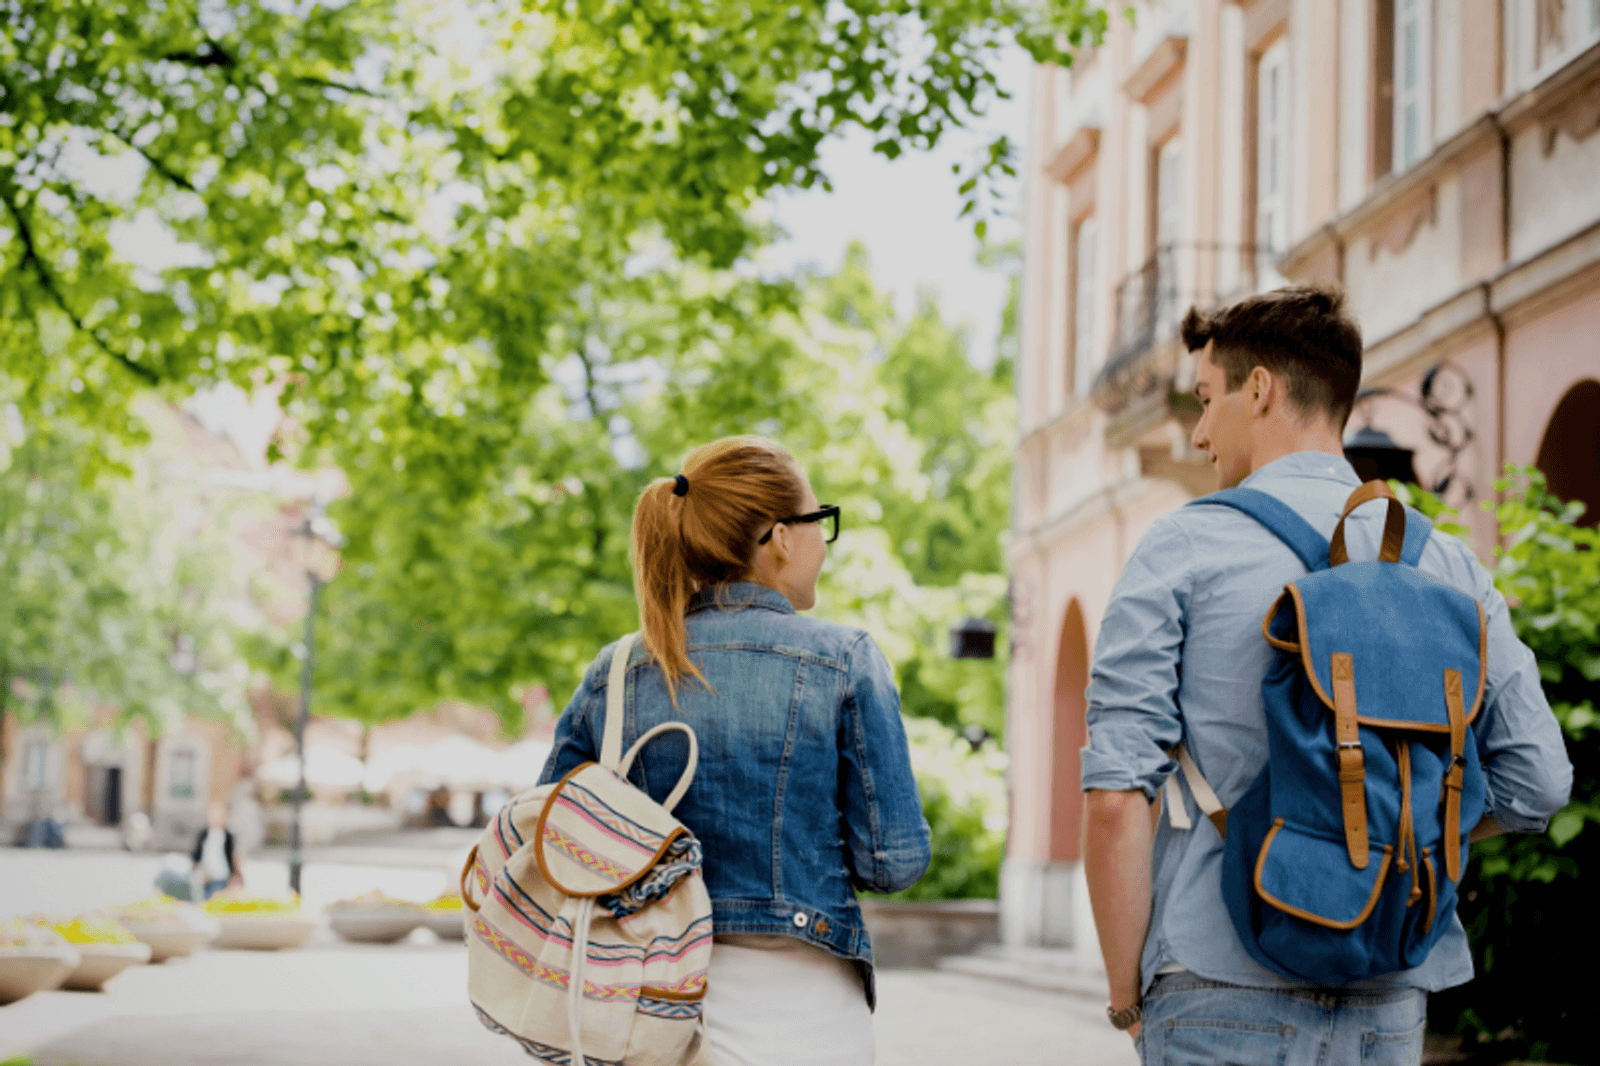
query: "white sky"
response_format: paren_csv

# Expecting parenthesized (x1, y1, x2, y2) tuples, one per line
(761, 48, 1034, 370)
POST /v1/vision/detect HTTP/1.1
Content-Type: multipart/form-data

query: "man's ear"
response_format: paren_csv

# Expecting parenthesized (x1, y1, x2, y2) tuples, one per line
(1248, 366, 1275, 417)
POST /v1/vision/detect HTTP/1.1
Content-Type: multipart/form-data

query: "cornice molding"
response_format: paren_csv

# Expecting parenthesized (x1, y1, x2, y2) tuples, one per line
(1044, 126, 1102, 184)
(1123, 36, 1188, 104)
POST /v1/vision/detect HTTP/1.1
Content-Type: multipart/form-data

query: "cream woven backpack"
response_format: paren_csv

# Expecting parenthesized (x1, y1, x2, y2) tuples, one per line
(463, 633, 712, 1065)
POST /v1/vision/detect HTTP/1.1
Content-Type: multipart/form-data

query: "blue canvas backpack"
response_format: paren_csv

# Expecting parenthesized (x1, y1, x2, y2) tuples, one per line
(1167, 480, 1489, 983)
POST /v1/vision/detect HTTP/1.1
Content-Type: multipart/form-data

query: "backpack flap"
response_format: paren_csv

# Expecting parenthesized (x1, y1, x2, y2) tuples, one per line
(1279, 563, 1487, 733)
(535, 762, 693, 899)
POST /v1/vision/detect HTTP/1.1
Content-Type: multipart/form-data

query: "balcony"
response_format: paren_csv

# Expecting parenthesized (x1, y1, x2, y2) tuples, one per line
(1091, 242, 1278, 423)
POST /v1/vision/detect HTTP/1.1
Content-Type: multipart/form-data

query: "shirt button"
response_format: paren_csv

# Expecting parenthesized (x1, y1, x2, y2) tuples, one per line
(792, 913, 809, 929)
(814, 918, 831, 937)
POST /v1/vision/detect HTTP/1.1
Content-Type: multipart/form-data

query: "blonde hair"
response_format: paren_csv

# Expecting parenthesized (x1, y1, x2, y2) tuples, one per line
(630, 436, 806, 703)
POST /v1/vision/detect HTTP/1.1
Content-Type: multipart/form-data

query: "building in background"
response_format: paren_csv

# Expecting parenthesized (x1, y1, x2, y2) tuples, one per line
(1007, 0, 1600, 951)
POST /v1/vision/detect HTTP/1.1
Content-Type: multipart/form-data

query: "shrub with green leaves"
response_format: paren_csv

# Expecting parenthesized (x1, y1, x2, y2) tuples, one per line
(1414, 469, 1594, 1062)
(874, 717, 1006, 902)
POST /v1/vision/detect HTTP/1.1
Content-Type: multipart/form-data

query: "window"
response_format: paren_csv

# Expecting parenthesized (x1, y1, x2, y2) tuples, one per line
(22, 739, 48, 790)
(1071, 216, 1098, 396)
(168, 748, 196, 800)
(1153, 138, 1184, 333)
(1256, 39, 1291, 257)
(1394, 0, 1430, 170)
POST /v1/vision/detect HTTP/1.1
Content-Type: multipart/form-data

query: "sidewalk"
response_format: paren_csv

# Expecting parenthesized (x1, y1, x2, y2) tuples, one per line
(5, 943, 1135, 1066)
(1, 847, 1136, 1065)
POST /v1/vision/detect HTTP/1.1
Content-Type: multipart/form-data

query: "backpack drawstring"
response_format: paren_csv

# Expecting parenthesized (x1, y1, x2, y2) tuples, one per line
(568, 896, 598, 1066)
(1394, 741, 1423, 906)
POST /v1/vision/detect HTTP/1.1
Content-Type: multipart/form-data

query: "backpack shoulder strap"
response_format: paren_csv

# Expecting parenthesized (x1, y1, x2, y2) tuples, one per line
(1399, 509, 1433, 567)
(1186, 488, 1331, 573)
(599, 632, 639, 770)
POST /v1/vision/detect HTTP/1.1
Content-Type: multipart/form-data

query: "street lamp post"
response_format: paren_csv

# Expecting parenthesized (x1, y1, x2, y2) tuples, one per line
(288, 499, 343, 898)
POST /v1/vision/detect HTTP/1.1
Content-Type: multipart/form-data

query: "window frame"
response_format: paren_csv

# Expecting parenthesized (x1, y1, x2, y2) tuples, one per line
(1070, 214, 1098, 398)
(1255, 37, 1292, 257)
(1393, 0, 1433, 172)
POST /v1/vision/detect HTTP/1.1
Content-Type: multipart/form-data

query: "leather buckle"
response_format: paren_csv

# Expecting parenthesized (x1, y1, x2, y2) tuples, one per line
(1336, 742, 1365, 781)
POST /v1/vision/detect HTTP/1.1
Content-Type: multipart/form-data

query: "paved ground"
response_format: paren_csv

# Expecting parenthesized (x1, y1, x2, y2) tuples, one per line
(1, 847, 1135, 1065)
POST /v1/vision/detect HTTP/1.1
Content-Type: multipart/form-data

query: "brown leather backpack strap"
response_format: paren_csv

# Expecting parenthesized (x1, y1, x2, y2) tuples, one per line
(1330, 653, 1370, 868)
(1329, 481, 1408, 567)
(1443, 669, 1468, 882)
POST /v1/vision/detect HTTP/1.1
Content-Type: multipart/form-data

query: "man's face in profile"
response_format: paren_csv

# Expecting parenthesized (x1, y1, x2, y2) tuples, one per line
(1190, 343, 1254, 490)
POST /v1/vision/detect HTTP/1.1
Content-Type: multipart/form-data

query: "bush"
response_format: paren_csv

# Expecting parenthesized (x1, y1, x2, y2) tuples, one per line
(1409, 469, 1596, 1063)
(873, 716, 1006, 901)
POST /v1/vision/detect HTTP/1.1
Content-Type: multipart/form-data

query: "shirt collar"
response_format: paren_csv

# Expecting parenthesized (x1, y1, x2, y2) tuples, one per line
(686, 581, 796, 617)
(1241, 451, 1360, 489)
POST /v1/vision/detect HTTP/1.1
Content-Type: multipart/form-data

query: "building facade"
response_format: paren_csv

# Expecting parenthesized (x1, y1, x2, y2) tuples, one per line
(1007, 0, 1600, 949)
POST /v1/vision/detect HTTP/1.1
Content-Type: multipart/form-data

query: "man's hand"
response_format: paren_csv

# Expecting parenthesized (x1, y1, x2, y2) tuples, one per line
(1083, 788, 1156, 1042)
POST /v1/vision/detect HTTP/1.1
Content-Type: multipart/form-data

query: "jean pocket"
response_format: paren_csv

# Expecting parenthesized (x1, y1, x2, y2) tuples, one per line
(1361, 1019, 1425, 1065)
(1161, 1020, 1294, 1066)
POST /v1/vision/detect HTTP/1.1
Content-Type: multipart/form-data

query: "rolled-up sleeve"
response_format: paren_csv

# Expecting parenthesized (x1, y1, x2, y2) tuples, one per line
(839, 632, 932, 894)
(1471, 568, 1574, 832)
(1082, 515, 1191, 800)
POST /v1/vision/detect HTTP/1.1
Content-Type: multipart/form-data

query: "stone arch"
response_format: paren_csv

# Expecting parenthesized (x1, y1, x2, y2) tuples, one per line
(1536, 379, 1600, 527)
(1048, 598, 1091, 862)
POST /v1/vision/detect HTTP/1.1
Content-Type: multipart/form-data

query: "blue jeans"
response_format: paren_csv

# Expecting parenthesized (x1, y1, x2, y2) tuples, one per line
(203, 879, 230, 900)
(1139, 973, 1426, 1066)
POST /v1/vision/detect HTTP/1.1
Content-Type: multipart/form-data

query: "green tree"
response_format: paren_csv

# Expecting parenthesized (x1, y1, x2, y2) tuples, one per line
(0, 406, 252, 813)
(286, 245, 1013, 742)
(2, 0, 1105, 488)
(1413, 469, 1594, 1062)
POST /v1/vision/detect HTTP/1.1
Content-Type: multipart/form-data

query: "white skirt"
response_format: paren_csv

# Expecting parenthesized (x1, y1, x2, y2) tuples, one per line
(701, 935, 873, 1066)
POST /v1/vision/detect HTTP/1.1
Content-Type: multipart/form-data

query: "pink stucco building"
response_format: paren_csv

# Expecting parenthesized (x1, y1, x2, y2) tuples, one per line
(1006, 0, 1600, 950)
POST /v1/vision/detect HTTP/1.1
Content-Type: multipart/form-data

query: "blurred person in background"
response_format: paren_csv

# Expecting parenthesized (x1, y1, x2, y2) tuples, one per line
(192, 801, 243, 899)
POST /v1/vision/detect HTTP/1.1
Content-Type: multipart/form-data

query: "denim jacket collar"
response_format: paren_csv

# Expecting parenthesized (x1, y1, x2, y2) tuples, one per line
(686, 581, 796, 617)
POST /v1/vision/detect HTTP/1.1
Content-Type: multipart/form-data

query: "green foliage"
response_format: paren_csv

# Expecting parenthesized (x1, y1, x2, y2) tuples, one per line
(1421, 468, 1595, 1061)
(875, 717, 1006, 901)
(289, 244, 1014, 741)
(1, 0, 1104, 493)
(0, 404, 253, 756)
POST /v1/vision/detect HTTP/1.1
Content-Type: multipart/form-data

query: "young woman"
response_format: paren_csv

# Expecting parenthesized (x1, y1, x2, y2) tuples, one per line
(540, 435, 930, 1065)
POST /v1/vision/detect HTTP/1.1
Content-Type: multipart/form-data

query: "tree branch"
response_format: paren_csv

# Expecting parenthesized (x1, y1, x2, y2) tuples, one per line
(293, 75, 382, 99)
(108, 126, 198, 193)
(1, 189, 161, 386)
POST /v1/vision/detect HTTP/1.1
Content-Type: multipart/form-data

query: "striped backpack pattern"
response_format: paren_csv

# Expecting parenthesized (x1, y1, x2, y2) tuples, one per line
(464, 633, 712, 1065)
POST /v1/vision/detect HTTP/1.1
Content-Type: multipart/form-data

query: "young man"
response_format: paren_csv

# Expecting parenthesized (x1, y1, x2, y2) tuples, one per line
(1080, 287, 1572, 1064)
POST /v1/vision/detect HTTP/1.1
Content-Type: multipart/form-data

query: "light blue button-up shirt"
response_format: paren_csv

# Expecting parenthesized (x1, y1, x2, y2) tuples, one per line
(1082, 452, 1573, 994)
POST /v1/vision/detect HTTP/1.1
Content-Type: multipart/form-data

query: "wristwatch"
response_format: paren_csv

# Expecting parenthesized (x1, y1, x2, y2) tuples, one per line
(1106, 1001, 1142, 1030)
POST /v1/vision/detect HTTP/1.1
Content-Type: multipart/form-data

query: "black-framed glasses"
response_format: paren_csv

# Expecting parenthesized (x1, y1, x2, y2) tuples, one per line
(758, 504, 841, 545)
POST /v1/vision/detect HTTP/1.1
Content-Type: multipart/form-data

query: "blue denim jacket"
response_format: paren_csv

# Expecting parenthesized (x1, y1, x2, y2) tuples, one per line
(539, 583, 931, 1007)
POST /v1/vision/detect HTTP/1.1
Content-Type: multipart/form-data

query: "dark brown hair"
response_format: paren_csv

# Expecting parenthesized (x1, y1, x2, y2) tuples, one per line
(1180, 285, 1364, 427)
(630, 436, 806, 703)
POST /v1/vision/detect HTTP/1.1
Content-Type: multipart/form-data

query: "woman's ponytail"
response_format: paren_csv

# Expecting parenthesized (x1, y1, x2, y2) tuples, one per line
(628, 436, 806, 704)
(630, 478, 701, 702)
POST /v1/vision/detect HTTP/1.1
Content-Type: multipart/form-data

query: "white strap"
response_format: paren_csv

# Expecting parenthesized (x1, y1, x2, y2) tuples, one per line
(1166, 742, 1225, 830)
(567, 896, 598, 1065)
(618, 723, 699, 814)
(599, 633, 638, 770)
(1163, 773, 1192, 830)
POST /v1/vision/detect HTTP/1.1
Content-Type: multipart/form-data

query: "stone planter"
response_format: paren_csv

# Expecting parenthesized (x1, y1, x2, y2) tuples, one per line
(212, 914, 319, 951)
(62, 941, 153, 991)
(420, 908, 464, 941)
(328, 906, 426, 944)
(857, 898, 1000, 969)
(0, 945, 81, 1003)
(120, 914, 221, 962)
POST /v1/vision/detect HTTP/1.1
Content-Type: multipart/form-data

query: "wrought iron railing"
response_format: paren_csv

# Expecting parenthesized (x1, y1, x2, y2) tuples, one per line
(1093, 242, 1281, 412)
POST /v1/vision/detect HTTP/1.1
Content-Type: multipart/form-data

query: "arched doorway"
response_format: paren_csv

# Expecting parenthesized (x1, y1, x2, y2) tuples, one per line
(1536, 380, 1600, 527)
(1048, 600, 1091, 862)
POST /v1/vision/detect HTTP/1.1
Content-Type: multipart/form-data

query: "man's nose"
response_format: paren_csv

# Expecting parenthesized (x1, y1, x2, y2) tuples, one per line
(1191, 420, 1208, 452)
